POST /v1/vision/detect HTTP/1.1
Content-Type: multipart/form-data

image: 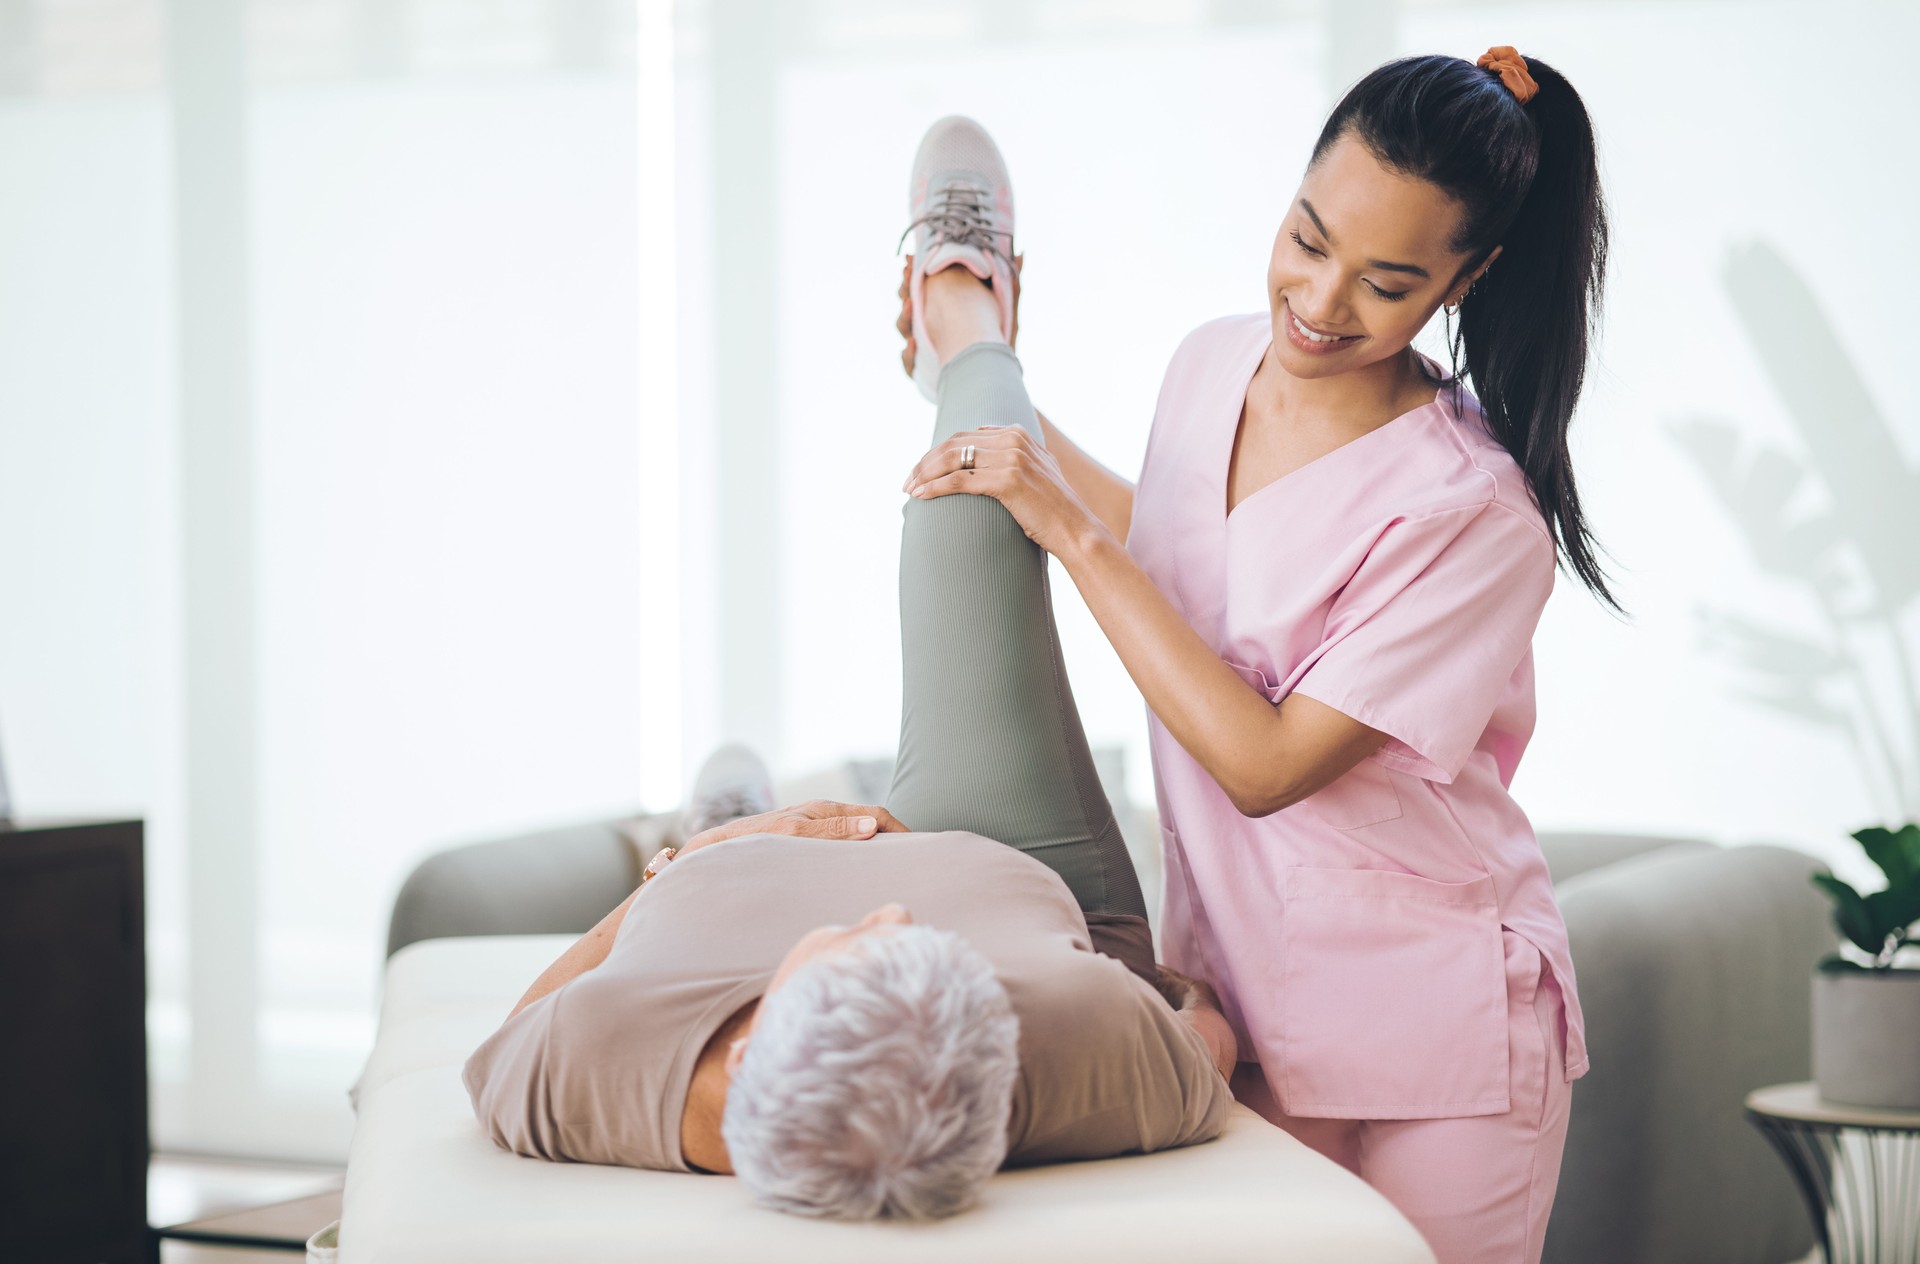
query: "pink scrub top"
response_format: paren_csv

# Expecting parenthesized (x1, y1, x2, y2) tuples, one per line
(1128, 314, 1590, 1122)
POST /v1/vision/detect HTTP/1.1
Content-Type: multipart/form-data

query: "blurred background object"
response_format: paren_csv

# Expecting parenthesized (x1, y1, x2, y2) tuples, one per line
(0, 819, 148, 1263)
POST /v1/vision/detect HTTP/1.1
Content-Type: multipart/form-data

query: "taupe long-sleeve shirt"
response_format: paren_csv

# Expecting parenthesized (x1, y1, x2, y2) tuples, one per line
(462, 830, 1230, 1171)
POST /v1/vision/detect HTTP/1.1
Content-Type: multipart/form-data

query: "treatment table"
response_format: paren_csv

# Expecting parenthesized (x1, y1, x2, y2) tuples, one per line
(329, 933, 1438, 1263)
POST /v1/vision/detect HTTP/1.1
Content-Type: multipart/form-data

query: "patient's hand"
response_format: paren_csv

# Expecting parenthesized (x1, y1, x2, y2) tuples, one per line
(679, 799, 912, 856)
(1148, 963, 1217, 1011)
(1153, 964, 1239, 1082)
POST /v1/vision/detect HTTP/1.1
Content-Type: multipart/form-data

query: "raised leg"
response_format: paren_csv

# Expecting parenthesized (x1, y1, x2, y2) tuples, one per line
(886, 274, 1147, 931)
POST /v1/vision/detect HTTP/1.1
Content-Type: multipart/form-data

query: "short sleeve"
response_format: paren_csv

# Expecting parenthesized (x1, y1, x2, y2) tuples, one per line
(1003, 954, 1231, 1165)
(1283, 502, 1555, 785)
(462, 995, 569, 1161)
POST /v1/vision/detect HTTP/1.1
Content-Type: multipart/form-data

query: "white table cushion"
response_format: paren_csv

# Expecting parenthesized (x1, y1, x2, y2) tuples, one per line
(340, 935, 1436, 1263)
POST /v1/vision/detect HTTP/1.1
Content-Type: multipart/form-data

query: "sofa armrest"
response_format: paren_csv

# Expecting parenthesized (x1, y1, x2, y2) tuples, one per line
(1544, 842, 1830, 1264)
(385, 817, 645, 958)
(1537, 831, 1712, 885)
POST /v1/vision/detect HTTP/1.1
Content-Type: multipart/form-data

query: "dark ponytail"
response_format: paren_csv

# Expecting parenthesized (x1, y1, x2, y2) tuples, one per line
(1310, 54, 1625, 617)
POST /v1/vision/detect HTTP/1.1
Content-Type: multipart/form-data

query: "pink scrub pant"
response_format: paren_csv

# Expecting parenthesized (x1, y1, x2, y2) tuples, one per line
(1234, 929, 1574, 1264)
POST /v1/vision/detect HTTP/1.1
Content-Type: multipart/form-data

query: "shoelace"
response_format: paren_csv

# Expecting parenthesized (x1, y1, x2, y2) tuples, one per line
(897, 179, 1014, 272)
(684, 784, 771, 834)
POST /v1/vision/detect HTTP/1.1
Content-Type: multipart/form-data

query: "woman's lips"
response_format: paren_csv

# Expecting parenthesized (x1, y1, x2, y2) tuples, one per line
(1283, 299, 1362, 355)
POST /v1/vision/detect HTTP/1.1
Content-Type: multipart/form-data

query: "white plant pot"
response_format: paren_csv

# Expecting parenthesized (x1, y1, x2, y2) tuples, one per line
(1812, 966, 1920, 1108)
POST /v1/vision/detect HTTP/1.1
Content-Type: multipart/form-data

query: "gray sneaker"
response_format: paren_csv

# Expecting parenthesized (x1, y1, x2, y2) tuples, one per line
(901, 114, 1018, 402)
(680, 742, 777, 838)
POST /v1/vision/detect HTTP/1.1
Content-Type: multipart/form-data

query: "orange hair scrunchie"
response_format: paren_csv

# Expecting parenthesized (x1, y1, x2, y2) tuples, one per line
(1476, 45, 1538, 103)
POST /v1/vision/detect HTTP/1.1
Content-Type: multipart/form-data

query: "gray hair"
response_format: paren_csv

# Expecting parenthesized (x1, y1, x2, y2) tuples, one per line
(721, 924, 1021, 1220)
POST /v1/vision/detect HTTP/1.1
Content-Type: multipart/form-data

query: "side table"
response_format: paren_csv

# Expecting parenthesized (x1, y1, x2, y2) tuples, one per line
(1745, 1082, 1920, 1264)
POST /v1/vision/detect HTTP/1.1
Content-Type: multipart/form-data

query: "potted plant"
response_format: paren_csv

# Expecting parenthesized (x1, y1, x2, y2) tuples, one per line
(1810, 822, 1920, 1108)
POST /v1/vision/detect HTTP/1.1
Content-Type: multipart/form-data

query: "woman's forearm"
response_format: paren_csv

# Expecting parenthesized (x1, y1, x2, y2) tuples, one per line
(1037, 410, 1135, 543)
(1057, 528, 1389, 817)
(904, 417, 1390, 814)
(1056, 528, 1298, 815)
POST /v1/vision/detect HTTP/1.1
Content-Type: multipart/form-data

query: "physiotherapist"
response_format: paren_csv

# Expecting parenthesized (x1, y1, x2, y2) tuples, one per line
(895, 47, 1616, 1264)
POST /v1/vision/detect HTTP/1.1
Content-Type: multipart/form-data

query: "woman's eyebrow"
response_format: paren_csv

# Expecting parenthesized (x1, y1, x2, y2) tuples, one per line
(1299, 198, 1433, 280)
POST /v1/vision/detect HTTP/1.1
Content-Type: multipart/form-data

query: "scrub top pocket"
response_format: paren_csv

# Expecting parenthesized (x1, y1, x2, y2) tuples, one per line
(1296, 752, 1404, 831)
(1274, 866, 1510, 1120)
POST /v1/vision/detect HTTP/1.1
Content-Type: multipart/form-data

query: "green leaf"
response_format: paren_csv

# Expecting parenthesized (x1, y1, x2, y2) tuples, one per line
(1855, 825, 1919, 889)
(1897, 823, 1920, 878)
(1864, 886, 1920, 939)
(1812, 873, 1882, 954)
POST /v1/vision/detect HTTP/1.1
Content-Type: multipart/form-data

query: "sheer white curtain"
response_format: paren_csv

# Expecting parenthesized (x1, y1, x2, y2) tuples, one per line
(2, 0, 652, 1159)
(1, 0, 1914, 1163)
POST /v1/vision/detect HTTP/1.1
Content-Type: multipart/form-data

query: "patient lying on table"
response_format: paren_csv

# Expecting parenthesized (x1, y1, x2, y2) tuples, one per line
(463, 814, 1236, 1221)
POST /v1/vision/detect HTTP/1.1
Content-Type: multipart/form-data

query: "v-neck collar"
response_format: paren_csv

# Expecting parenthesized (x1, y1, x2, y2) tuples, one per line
(1222, 334, 1452, 526)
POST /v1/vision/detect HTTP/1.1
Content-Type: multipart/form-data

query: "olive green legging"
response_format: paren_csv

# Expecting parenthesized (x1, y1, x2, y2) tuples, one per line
(885, 340, 1150, 937)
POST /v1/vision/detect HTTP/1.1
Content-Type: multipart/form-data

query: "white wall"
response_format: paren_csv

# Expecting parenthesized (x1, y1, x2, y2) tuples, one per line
(246, 73, 646, 1115)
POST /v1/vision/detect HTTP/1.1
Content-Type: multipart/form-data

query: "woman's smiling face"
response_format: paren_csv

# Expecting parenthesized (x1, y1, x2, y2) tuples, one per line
(1267, 131, 1498, 379)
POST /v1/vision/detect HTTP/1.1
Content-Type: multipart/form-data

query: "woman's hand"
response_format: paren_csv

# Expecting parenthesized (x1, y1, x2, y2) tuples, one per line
(896, 252, 1024, 381)
(679, 799, 911, 856)
(902, 423, 1114, 561)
